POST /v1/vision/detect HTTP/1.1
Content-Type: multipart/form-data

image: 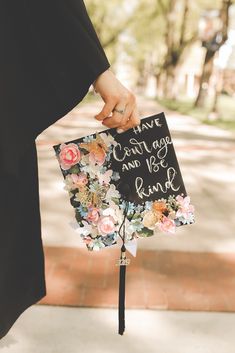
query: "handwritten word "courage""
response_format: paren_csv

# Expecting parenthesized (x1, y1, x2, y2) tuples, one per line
(112, 136, 172, 162)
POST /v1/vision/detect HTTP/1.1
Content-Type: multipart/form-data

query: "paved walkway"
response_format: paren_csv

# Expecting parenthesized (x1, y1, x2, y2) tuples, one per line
(34, 93, 235, 312)
(2, 93, 234, 352)
(1, 306, 235, 353)
(39, 246, 235, 312)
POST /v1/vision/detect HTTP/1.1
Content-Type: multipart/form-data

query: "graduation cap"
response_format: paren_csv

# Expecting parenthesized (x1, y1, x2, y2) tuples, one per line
(53, 112, 195, 335)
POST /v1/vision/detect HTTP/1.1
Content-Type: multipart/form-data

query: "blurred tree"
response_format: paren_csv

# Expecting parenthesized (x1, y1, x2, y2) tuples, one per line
(85, 0, 234, 103)
(158, 0, 198, 98)
(126, 0, 218, 97)
(195, 0, 232, 108)
(85, 0, 137, 64)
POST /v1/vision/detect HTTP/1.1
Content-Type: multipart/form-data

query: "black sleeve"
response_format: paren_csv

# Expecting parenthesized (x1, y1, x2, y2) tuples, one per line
(1, 0, 111, 141)
(23, 0, 110, 88)
(24, 0, 111, 136)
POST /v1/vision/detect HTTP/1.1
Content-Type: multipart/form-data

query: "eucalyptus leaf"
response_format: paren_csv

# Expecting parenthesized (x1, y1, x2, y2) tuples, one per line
(69, 165, 80, 174)
(137, 227, 154, 237)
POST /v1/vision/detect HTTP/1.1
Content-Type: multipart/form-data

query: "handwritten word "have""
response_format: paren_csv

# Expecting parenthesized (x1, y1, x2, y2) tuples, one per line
(133, 118, 162, 134)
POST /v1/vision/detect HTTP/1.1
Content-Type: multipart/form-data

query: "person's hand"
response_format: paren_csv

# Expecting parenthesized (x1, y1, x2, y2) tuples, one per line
(92, 68, 140, 133)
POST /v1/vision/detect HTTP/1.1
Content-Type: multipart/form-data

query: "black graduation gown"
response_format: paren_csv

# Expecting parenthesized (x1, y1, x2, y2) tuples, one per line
(0, 0, 110, 339)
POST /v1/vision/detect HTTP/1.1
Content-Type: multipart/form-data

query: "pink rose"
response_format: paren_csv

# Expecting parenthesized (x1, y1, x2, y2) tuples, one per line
(71, 173, 88, 188)
(176, 195, 194, 219)
(58, 143, 81, 170)
(157, 215, 176, 234)
(97, 216, 116, 236)
(86, 207, 100, 224)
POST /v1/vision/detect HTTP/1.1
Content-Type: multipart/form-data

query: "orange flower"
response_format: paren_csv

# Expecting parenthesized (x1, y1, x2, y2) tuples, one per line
(89, 145, 106, 166)
(80, 134, 107, 166)
(152, 201, 167, 213)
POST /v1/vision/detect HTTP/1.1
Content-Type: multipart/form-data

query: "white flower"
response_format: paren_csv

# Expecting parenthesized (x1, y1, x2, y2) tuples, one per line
(80, 153, 89, 166)
(99, 132, 118, 147)
(101, 204, 123, 224)
(101, 207, 116, 218)
(108, 200, 124, 223)
(81, 163, 100, 178)
(91, 238, 106, 251)
(75, 221, 92, 236)
(105, 184, 120, 201)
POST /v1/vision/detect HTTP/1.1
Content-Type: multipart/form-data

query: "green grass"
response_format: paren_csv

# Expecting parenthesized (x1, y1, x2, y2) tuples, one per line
(157, 94, 235, 132)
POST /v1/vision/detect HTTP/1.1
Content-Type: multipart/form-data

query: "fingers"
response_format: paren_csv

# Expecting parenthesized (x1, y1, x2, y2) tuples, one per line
(102, 99, 133, 128)
(94, 89, 140, 132)
(116, 107, 141, 133)
(94, 98, 117, 121)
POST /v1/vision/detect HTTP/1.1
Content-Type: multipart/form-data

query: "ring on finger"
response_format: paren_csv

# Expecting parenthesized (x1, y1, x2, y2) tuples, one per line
(112, 107, 126, 115)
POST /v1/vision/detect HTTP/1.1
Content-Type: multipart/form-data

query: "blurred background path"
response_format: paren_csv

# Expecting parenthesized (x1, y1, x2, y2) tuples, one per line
(36, 93, 235, 312)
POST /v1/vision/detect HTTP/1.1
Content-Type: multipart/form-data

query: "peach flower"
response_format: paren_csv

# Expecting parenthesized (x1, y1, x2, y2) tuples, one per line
(86, 207, 100, 224)
(89, 147, 106, 166)
(97, 216, 116, 236)
(58, 143, 81, 170)
(157, 215, 176, 234)
(142, 210, 159, 229)
(152, 200, 167, 213)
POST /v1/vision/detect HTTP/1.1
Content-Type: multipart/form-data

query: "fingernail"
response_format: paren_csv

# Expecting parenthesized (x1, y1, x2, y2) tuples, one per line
(117, 128, 124, 133)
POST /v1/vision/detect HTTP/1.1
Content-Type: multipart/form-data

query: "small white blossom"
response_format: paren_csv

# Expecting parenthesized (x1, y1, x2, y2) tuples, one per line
(75, 221, 92, 236)
(80, 153, 89, 166)
(105, 184, 120, 201)
(99, 132, 118, 147)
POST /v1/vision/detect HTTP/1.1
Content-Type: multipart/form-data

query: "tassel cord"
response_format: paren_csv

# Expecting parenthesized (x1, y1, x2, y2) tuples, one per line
(117, 200, 135, 335)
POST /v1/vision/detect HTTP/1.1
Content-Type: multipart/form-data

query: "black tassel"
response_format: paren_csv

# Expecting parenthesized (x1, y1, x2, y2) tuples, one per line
(117, 195, 132, 335)
(118, 244, 126, 335)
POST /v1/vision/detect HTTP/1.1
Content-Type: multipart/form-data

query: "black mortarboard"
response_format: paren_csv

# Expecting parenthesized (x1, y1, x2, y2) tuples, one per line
(53, 112, 195, 335)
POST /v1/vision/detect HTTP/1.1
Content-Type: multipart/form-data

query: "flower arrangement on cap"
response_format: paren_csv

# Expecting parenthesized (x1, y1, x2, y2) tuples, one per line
(55, 132, 195, 251)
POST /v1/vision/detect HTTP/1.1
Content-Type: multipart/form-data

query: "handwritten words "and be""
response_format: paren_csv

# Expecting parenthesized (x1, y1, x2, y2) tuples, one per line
(112, 135, 172, 174)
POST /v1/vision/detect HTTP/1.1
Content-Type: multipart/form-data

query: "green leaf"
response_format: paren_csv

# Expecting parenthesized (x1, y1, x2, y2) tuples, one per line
(69, 165, 80, 174)
(131, 213, 141, 220)
(75, 209, 83, 223)
(111, 197, 120, 205)
(136, 227, 154, 237)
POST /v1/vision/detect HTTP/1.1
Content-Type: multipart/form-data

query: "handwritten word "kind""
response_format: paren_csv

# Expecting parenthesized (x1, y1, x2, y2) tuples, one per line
(135, 167, 180, 198)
